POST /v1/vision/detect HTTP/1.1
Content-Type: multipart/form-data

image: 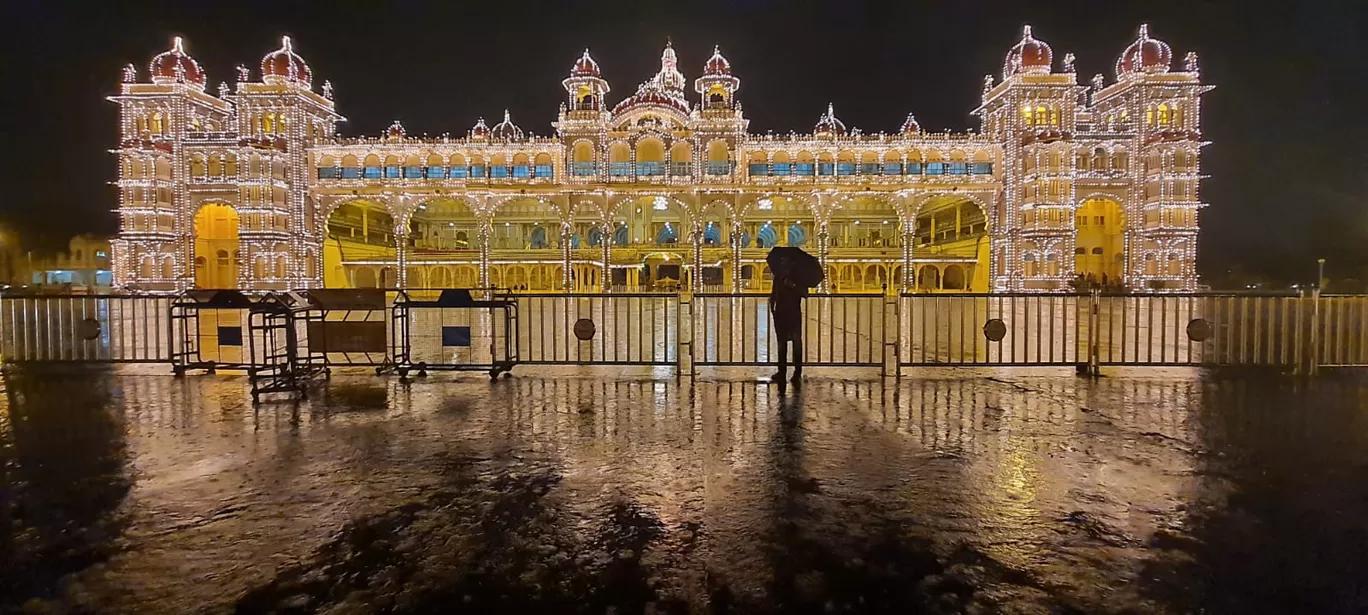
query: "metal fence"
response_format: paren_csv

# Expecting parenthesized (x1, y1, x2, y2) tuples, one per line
(5, 290, 1368, 376)
(0, 295, 172, 363)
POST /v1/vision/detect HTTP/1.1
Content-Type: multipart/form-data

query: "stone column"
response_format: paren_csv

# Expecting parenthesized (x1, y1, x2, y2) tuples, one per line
(561, 223, 573, 292)
(690, 224, 704, 292)
(601, 222, 612, 293)
(394, 228, 409, 289)
(478, 220, 492, 289)
(902, 229, 915, 292)
(730, 222, 744, 293)
(817, 224, 830, 293)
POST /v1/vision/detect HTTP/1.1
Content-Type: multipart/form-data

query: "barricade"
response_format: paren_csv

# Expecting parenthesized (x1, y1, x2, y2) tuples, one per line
(301, 289, 406, 373)
(693, 293, 888, 367)
(0, 294, 171, 363)
(248, 291, 328, 402)
(393, 289, 518, 379)
(170, 289, 257, 375)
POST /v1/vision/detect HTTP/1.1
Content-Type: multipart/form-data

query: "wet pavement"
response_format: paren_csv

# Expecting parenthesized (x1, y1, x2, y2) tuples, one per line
(2, 367, 1368, 614)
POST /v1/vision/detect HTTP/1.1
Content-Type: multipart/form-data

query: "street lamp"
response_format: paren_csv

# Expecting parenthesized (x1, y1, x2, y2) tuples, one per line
(1318, 258, 1326, 290)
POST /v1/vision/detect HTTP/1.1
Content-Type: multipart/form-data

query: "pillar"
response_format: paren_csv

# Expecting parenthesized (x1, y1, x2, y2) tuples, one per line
(394, 229, 408, 289)
(561, 224, 573, 292)
(817, 224, 830, 293)
(690, 224, 704, 292)
(730, 222, 743, 293)
(361, 209, 369, 243)
(601, 223, 612, 293)
(902, 230, 914, 292)
(478, 221, 491, 289)
(955, 205, 962, 240)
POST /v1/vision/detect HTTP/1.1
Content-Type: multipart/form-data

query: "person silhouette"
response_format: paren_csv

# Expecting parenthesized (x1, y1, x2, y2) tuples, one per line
(770, 274, 806, 383)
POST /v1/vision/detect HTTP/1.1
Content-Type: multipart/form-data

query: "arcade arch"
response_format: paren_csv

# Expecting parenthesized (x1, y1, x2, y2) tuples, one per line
(193, 203, 240, 289)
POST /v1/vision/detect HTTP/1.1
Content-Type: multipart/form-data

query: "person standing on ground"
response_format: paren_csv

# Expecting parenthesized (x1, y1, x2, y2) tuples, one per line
(770, 274, 807, 383)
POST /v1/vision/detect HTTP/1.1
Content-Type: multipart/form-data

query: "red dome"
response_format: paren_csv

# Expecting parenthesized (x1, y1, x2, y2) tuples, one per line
(703, 45, 731, 75)
(1117, 24, 1172, 76)
(262, 36, 313, 86)
(570, 49, 601, 78)
(385, 120, 406, 140)
(148, 37, 206, 88)
(490, 109, 524, 140)
(814, 103, 847, 137)
(469, 117, 490, 139)
(900, 112, 922, 135)
(612, 83, 691, 115)
(1003, 25, 1053, 77)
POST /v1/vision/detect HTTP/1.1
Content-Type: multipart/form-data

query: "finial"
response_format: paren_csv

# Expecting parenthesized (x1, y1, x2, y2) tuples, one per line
(1022, 25, 1033, 39)
(1091, 73, 1105, 91)
(583, 47, 591, 57)
(322, 80, 333, 98)
(1184, 51, 1200, 72)
(218, 82, 229, 98)
(1138, 24, 1149, 39)
(281, 35, 292, 51)
(503, 109, 511, 122)
(236, 64, 250, 82)
(1063, 52, 1076, 73)
(666, 37, 673, 48)
(826, 102, 834, 117)
(172, 36, 185, 53)
(713, 44, 721, 55)
(122, 63, 137, 83)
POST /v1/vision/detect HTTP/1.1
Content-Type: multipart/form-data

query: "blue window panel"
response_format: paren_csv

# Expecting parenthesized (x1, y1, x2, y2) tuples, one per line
(317, 167, 339, 179)
(362, 166, 381, 179)
(971, 162, 994, 174)
(450, 166, 467, 178)
(469, 165, 486, 178)
(424, 166, 446, 179)
(859, 163, 881, 175)
(491, 166, 509, 178)
(341, 167, 361, 179)
(883, 163, 903, 175)
(403, 166, 423, 179)
(613, 225, 629, 246)
(670, 162, 691, 176)
(948, 162, 969, 175)
(703, 224, 722, 244)
(772, 163, 792, 176)
(756, 225, 778, 248)
(637, 161, 665, 176)
(706, 162, 733, 175)
(837, 163, 856, 176)
(534, 164, 554, 178)
(512, 165, 530, 178)
(384, 166, 401, 178)
(906, 163, 923, 175)
(529, 227, 548, 249)
(748, 163, 769, 176)
(441, 326, 472, 347)
(218, 326, 243, 346)
(572, 162, 598, 176)
(818, 163, 835, 176)
(925, 162, 945, 175)
(609, 162, 633, 177)
(795, 163, 815, 176)
(787, 224, 806, 247)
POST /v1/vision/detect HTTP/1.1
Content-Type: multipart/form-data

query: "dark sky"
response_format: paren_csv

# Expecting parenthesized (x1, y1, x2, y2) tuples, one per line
(3, 0, 1364, 280)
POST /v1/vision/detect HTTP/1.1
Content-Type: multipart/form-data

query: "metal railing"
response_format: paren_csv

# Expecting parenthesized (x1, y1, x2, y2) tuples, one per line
(0, 294, 172, 363)
(513, 293, 679, 365)
(3, 289, 1368, 377)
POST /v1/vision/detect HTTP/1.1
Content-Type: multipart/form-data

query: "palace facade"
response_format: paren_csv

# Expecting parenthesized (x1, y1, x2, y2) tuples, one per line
(109, 25, 1209, 294)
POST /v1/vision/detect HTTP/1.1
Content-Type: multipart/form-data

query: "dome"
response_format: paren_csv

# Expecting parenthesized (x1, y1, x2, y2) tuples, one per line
(900, 112, 922, 135)
(612, 84, 691, 115)
(469, 117, 490, 139)
(261, 35, 313, 86)
(655, 41, 686, 92)
(1003, 25, 1053, 78)
(490, 109, 524, 140)
(385, 120, 406, 140)
(570, 48, 601, 78)
(814, 103, 847, 137)
(703, 45, 731, 75)
(1117, 24, 1173, 77)
(148, 37, 206, 88)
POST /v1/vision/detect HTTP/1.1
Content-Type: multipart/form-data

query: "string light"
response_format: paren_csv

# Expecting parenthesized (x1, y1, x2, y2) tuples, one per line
(110, 28, 1205, 294)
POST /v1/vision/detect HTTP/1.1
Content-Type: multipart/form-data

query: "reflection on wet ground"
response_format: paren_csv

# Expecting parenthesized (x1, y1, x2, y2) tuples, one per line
(2, 367, 1368, 613)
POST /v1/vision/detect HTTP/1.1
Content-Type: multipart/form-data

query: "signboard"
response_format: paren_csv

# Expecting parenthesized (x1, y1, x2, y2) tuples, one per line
(308, 321, 387, 353)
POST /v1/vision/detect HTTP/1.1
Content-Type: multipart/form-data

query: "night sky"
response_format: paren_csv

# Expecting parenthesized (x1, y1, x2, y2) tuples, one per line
(3, 0, 1364, 282)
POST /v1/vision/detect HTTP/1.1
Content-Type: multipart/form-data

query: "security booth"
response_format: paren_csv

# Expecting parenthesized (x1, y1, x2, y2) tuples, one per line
(394, 288, 518, 379)
(248, 291, 327, 403)
(301, 289, 407, 374)
(170, 289, 257, 375)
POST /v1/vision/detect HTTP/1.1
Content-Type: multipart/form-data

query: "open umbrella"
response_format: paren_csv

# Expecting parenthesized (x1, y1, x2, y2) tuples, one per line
(766, 246, 824, 288)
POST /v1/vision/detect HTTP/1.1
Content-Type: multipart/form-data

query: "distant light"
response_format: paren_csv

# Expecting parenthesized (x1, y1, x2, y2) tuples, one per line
(448, 222, 455, 227)
(653, 196, 668, 211)
(505, 222, 510, 227)
(883, 220, 889, 224)
(757, 198, 773, 210)
(854, 220, 861, 225)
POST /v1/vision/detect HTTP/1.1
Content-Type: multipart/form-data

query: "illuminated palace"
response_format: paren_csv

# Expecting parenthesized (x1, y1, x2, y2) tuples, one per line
(109, 25, 1209, 294)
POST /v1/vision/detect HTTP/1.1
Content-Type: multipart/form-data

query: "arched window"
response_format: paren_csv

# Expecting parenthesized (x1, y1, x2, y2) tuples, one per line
(705, 140, 732, 175)
(150, 112, 163, 134)
(571, 141, 596, 176)
(608, 142, 631, 177)
(1035, 105, 1049, 126)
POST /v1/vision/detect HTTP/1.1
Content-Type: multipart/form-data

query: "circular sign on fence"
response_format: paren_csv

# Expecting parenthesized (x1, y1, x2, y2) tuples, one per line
(79, 318, 102, 341)
(1186, 318, 1213, 342)
(573, 318, 596, 341)
(983, 319, 1007, 342)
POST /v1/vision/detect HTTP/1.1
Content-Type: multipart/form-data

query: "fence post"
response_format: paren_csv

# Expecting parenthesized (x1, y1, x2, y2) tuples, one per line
(886, 289, 897, 379)
(677, 290, 694, 381)
(1310, 287, 1321, 376)
(1087, 289, 1101, 377)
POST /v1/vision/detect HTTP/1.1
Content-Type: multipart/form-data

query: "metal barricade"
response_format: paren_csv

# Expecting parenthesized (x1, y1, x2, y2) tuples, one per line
(514, 293, 678, 365)
(394, 289, 518, 379)
(0, 294, 171, 363)
(301, 289, 407, 372)
(170, 290, 257, 374)
(693, 293, 888, 367)
(248, 292, 328, 402)
(898, 293, 1085, 367)
(1091, 293, 1303, 368)
(1316, 295, 1368, 367)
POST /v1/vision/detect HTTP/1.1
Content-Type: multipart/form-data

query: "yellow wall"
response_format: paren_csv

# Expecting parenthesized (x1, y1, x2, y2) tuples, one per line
(193, 204, 239, 289)
(1074, 198, 1125, 282)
